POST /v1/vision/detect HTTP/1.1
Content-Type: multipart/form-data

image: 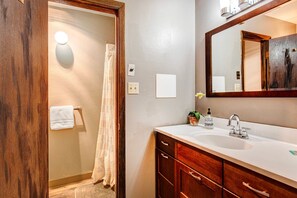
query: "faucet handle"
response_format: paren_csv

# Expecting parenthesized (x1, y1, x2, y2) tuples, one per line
(240, 127, 250, 139)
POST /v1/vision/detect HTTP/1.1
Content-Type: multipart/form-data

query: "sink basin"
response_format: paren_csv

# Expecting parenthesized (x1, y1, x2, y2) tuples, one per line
(194, 134, 253, 150)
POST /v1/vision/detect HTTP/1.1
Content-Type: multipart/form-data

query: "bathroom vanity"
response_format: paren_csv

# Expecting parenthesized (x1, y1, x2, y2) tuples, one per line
(155, 125, 297, 198)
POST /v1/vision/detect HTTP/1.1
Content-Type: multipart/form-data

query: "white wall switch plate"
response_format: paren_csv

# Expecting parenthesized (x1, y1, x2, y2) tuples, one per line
(128, 64, 135, 76)
(128, 82, 139, 94)
(156, 74, 176, 98)
(234, 83, 241, 91)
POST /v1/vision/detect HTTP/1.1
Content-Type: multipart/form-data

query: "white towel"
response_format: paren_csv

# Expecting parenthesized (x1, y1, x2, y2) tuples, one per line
(50, 105, 74, 130)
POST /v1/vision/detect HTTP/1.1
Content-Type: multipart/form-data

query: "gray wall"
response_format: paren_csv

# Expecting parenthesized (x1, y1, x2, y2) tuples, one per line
(196, 0, 297, 128)
(123, 0, 195, 197)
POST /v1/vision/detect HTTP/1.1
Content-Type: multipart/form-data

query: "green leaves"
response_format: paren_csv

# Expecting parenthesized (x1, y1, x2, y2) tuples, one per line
(188, 111, 202, 120)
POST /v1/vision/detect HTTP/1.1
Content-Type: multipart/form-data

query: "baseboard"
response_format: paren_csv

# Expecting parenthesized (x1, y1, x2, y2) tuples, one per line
(49, 172, 92, 187)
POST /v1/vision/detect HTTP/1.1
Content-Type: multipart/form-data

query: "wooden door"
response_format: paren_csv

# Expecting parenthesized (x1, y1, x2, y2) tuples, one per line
(0, 0, 48, 197)
(176, 161, 222, 198)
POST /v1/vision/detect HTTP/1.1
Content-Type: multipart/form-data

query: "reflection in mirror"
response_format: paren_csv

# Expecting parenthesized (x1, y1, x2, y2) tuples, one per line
(210, 0, 297, 95)
(242, 31, 270, 91)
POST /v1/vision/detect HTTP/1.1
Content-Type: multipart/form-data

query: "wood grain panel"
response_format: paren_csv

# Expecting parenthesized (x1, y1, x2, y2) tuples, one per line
(0, 0, 48, 197)
(156, 149, 175, 184)
(115, 4, 126, 198)
(176, 161, 222, 198)
(223, 189, 240, 198)
(156, 133, 175, 157)
(176, 142, 223, 185)
(269, 34, 297, 90)
(157, 173, 174, 198)
(224, 161, 297, 198)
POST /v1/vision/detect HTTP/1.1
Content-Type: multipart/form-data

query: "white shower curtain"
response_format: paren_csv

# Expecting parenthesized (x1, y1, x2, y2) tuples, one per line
(92, 44, 116, 187)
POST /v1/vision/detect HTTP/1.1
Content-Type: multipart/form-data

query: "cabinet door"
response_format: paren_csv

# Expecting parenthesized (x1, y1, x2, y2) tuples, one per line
(156, 149, 175, 198)
(224, 161, 297, 198)
(176, 161, 222, 198)
(157, 173, 175, 198)
(157, 149, 175, 184)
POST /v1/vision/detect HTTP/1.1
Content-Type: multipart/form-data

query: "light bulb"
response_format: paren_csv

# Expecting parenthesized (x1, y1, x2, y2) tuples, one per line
(55, 31, 68, 45)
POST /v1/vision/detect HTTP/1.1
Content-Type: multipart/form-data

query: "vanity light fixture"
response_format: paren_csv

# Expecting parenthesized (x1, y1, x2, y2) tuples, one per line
(238, 0, 252, 10)
(55, 31, 69, 45)
(220, 0, 232, 17)
(221, 0, 265, 18)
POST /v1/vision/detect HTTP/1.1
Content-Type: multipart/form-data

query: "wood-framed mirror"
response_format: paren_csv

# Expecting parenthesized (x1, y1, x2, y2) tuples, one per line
(205, 0, 297, 97)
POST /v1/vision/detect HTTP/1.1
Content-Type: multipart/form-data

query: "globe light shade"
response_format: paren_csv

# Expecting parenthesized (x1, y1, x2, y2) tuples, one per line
(55, 31, 69, 45)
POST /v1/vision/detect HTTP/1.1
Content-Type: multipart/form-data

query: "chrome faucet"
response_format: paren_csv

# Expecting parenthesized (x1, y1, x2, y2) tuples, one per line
(227, 114, 249, 139)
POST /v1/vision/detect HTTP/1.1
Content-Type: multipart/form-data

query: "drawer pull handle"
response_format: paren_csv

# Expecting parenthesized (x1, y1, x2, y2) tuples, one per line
(189, 171, 201, 181)
(161, 153, 168, 159)
(242, 182, 270, 197)
(161, 141, 169, 146)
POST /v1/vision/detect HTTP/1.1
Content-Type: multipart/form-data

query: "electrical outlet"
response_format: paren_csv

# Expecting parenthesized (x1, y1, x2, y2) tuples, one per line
(128, 82, 139, 94)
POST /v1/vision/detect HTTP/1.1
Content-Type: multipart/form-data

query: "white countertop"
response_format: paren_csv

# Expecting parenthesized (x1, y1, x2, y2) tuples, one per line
(154, 124, 297, 189)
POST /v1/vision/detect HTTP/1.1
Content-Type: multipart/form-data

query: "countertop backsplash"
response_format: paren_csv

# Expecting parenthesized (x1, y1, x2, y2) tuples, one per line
(210, 117, 297, 145)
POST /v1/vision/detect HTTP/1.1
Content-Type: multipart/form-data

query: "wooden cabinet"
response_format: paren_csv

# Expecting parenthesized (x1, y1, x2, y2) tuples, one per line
(156, 133, 175, 198)
(156, 133, 175, 157)
(157, 149, 175, 184)
(223, 189, 240, 198)
(176, 142, 223, 185)
(157, 171, 175, 198)
(156, 133, 223, 198)
(224, 161, 297, 198)
(155, 132, 297, 198)
(176, 161, 222, 198)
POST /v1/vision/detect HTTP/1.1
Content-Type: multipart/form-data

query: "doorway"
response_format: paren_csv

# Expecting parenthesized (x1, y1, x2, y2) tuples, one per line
(241, 30, 270, 91)
(47, 0, 125, 197)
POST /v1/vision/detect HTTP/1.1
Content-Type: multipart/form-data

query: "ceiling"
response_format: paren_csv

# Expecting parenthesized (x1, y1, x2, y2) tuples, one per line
(265, 0, 297, 25)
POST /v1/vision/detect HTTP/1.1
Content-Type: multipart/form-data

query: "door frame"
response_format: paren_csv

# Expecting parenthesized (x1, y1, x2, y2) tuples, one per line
(48, 0, 126, 197)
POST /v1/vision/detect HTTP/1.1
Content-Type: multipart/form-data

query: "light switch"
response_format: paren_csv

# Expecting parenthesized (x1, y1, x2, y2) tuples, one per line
(234, 83, 241, 91)
(128, 64, 135, 76)
(128, 82, 139, 94)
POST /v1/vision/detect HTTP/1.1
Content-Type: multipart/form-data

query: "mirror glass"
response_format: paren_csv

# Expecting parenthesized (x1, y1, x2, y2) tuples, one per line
(210, 0, 297, 94)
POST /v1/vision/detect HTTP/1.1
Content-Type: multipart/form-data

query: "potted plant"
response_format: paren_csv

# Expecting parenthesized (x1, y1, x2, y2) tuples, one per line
(188, 111, 203, 126)
(188, 92, 205, 126)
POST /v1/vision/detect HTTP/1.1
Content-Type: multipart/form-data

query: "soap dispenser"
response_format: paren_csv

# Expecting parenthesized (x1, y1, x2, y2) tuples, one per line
(205, 108, 214, 129)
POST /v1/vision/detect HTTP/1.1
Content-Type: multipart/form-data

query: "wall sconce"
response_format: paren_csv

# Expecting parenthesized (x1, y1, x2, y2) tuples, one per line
(55, 31, 69, 45)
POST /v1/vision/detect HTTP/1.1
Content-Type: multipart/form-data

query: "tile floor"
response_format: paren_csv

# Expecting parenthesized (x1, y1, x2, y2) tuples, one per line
(49, 179, 115, 198)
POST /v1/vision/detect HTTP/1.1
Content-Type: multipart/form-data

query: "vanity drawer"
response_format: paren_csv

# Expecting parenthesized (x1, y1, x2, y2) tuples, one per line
(176, 161, 222, 198)
(224, 161, 297, 198)
(156, 133, 175, 157)
(176, 142, 223, 185)
(156, 149, 175, 184)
